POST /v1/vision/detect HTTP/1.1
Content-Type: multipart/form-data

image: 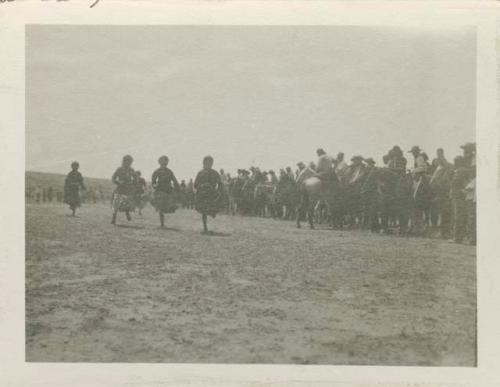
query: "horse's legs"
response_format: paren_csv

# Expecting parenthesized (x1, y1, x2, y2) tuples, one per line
(308, 208, 315, 229)
(440, 199, 452, 239)
(398, 207, 410, 236)
(202, 214, 208, 233)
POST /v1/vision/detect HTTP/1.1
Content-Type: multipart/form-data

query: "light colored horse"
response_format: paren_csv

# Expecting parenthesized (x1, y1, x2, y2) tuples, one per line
(296, 171, 340, 229)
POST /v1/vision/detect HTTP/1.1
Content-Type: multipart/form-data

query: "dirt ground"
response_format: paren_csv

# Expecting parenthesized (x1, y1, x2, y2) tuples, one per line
(25, 203, 476, 366)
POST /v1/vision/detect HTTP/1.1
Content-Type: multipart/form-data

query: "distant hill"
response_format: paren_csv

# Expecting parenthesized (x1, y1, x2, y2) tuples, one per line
(26, 171, 115, 201)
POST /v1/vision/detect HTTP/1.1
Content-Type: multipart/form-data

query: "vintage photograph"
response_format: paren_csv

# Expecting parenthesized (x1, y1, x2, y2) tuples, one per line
(25, 25, 477, 366)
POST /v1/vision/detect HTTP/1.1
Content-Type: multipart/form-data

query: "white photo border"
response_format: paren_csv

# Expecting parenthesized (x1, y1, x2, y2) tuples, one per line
(0, 1, 497, 386)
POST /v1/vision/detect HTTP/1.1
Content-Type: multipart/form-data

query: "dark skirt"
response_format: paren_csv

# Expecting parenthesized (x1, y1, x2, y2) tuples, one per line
(64, 186, 81, 209)
(195, 184, 223, 218)
(134, 192, 148, 209)
(112, 193, 135, 212)
(152, 190, 178, 213)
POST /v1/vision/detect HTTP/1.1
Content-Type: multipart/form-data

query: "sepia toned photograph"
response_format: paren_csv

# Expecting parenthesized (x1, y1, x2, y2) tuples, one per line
(25, 24, 477, 366)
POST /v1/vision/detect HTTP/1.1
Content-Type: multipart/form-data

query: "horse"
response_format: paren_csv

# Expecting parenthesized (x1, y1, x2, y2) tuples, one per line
(375, 168, 414, 235)
(358, 166, 381, 232)
(429, 164, 453, 238)
(296, 171, 340, 229)
(341, 165, 368, 228)
(410, 171, 434, 236)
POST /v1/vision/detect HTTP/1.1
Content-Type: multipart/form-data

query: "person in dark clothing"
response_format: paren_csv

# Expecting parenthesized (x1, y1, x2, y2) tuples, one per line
(430, 148, 449, 175)
(151, 155, 180, 228)
(450, 156, 470, 243)
(387, 146, 407, 176)
(461, 142, 476, 170)
(111, 155, 136, 225)
(360, 158, 379, 232)
(64, 161, 85, 216)
(194, 155, 224, 234)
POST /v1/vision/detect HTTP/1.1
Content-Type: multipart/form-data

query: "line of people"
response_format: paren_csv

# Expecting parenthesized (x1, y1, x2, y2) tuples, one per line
(27, 183, 107, 205)
(63, 155, 226, 233)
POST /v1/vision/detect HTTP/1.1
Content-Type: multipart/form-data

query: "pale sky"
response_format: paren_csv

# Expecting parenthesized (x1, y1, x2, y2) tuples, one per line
(26, 25, 476, 181)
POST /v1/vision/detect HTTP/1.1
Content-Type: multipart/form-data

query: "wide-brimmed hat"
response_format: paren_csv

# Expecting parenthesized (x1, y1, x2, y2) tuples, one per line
(408, 146, 421, 154)
(297, 161, 306, 168)
(351, 155, 364, 162)
(364, 157, 376, 165)
(460, 142, 476, 151)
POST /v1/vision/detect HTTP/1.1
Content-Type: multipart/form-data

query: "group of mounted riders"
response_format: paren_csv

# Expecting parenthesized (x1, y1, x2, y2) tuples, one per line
(218, 143, 476, 244)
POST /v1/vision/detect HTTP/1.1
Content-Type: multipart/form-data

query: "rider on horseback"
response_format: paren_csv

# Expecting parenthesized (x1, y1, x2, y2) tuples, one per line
(314, 148, 335, 183)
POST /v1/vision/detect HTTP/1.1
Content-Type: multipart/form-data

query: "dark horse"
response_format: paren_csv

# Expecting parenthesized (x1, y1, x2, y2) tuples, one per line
(376, 168, 414, 235)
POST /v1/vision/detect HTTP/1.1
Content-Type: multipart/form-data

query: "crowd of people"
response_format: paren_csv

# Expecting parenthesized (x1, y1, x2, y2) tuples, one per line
(51, 141, 476, 243)
(26, 182, 107, 206)
(217, 143, 476, 245)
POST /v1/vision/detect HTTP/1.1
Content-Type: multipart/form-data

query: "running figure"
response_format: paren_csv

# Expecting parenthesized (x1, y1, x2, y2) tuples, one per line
(111, 155, 136, 225)
(64, 161, 85, 216)
(194, 155, 224, 234)
(151, 155, 180, 228)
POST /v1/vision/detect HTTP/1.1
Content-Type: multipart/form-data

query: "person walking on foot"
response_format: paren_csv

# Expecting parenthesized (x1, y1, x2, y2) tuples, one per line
(111, 155, 136, 225)
(64, 161, 85, 216)
(194, 156, 224, 234)
(151, 155, 180, 228)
